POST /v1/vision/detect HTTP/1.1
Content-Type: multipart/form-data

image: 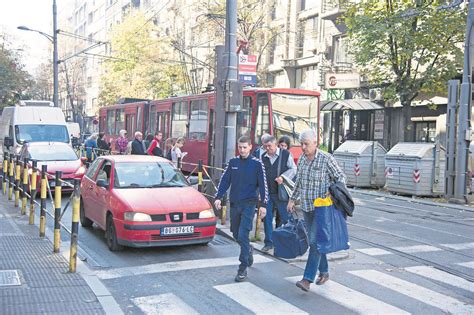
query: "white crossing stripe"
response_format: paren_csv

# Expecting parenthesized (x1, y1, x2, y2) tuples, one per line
(442, 242, 474, 250)
(285, 276, 409, 315)
(349, 270, 474, 314)
(356, 248, 392, 256)
(356, 245, 441, 256)
(457, 261, 474, 269)
(215, 282, 308, 314)
(405, 266, 474, 293)
(96, 255, 273, 280)
(132, 293, 199, 315)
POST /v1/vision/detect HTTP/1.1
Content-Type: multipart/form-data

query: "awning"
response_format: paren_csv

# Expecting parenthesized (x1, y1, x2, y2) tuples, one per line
(320, 99, 384, 111)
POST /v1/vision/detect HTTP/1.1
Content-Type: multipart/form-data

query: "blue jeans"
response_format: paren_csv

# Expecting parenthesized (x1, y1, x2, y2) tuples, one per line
(303, 210, 329, 282)
(230, 201, 256, 272)
(264, 194, 289, 247)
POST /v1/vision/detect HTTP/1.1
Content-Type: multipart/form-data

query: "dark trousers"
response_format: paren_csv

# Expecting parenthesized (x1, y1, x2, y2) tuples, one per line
(230, 200, 256, 272)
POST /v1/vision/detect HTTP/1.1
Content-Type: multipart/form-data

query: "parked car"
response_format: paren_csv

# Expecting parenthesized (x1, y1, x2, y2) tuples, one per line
(19, 142, 87, 191)
(80, 155, 216, 251)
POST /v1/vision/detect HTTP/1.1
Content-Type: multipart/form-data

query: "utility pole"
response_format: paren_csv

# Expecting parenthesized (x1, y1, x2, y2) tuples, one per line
(212, 0, 243, 178)
(448, 1, 474, 203)
(53, 0, 59, 108)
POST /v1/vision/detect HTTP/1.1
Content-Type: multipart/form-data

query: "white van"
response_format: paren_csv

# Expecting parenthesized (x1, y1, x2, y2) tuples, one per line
(0, 101, 70, 161)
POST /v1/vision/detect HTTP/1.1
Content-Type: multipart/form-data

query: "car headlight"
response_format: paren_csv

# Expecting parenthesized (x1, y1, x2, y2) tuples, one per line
(199, 209, 215, 219)
(75, 166, 86, 175)
(124, 212, 152, 222)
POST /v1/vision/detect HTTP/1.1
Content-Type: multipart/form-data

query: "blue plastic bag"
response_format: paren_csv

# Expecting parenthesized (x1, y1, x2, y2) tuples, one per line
(314, 198, 350, 254)
(273, 217, 308, 259)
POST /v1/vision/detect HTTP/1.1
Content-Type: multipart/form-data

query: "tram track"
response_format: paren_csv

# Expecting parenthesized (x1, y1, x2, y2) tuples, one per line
(348, 222, 474, 283)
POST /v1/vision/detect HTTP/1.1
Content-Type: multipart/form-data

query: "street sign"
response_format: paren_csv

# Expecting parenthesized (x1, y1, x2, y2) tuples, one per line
(324, 72, 360, 89)
(385, 167, 393, 178)
(238, 54, 257, 86)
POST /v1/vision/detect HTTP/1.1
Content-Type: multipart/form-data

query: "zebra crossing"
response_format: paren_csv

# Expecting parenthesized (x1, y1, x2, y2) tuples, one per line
(95, 253, 474, 315)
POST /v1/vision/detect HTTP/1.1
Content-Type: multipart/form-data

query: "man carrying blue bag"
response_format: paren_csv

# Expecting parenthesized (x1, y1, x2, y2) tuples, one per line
(287, 129, 347, 292)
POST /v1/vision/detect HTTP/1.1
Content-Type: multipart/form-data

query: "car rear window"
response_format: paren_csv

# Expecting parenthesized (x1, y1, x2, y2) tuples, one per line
(114, 162, 188, 188)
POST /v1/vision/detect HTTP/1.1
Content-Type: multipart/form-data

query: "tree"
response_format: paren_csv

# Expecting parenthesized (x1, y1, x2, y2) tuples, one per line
(0, 40, 30, 108)
(343, 0, 465, 141)
(98, 12, 186, 106)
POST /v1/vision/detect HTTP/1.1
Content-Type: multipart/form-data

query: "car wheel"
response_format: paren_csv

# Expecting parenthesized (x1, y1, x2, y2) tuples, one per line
(106, 214, 123, 251)
(80, 200, 93, 228)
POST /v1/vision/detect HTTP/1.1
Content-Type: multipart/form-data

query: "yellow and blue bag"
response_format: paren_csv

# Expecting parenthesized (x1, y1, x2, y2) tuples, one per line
(314, 197, 350, 254)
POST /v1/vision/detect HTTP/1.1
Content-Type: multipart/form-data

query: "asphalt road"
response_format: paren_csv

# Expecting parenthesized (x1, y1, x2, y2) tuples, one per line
(38, 189, 474, 314)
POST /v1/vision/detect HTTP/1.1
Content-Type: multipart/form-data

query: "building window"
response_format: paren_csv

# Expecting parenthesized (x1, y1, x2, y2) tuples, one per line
(189, 99, 208, 140)
(415, 122, 436, 143)
(333, 36, 353, 66)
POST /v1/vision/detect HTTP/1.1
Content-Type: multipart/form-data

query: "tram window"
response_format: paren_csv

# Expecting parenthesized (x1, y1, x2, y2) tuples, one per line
(237, 96, 252, 139)
(115, 109, 125, 135)
(157, 112, 168, 136)
(189, 99, 208, 140)
(137, 106, 143, 133)
(254, 93, 270, 144)
(106, 110, 115, 135)
(149, 105, 157, 133)
(171, 101, 188, 138)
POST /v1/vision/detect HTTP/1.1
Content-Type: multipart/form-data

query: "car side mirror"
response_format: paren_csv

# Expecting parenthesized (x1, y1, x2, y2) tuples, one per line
(4, 137, 13, 148)
(96, 179, 109, 189)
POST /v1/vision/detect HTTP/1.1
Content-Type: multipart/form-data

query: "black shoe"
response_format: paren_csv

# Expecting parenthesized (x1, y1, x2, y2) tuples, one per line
(248, 246, 254, 267)
(234, 269, 247, 282)
(261, 245, 274, 252)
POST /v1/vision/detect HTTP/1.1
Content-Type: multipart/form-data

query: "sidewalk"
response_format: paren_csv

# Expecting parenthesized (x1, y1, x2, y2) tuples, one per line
(0, 195, 104, 314)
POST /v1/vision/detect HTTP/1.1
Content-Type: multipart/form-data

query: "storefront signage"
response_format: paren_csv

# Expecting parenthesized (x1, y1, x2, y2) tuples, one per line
(325, 72, 360, 89)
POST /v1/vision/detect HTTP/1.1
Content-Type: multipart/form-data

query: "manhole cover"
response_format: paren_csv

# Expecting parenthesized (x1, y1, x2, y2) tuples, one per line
(0, 270, 21, 286)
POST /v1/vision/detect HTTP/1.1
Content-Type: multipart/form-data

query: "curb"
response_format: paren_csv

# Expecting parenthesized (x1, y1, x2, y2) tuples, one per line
(350, 188, 474, 213)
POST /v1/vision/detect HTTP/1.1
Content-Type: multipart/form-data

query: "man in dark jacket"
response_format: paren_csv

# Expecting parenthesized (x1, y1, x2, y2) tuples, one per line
(215, 136, 268, 282)
(131, 131, 146, 155)
(97, 132, 110, 156)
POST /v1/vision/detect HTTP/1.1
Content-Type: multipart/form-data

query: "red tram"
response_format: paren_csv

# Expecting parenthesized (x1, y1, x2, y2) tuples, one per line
(99, 88, 320, 172)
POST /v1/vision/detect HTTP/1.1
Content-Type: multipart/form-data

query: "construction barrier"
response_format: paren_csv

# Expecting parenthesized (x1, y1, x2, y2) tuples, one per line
(2, 152, 8, 195)
(29, 160, 37, 225)
(39, 165, 47, 237)
(53, 171, 62, 253)
(21, 157, 28, 215)
(14, 155, 20, 207)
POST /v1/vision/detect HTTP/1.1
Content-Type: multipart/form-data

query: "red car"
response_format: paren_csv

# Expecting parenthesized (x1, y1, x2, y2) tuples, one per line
(19, 142, 86, 191)
(80, 155, 217, 250)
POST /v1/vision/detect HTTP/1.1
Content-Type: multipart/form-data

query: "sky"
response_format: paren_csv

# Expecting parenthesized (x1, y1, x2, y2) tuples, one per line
(0, 0, 55, 73)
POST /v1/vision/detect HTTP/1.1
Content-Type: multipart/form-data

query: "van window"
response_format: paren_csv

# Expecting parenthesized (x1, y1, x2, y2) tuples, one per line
(15, 125, 69, 144)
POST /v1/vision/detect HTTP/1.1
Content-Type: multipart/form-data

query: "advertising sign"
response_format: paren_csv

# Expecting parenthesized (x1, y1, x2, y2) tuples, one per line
(325, 72, 360, 89)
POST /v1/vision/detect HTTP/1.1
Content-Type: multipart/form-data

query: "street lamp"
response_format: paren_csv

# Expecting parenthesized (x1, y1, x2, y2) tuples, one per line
(17, 0, 58, 108)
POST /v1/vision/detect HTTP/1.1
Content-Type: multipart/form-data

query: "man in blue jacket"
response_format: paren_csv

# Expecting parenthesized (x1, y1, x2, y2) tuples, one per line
(214, 136, 268, 282)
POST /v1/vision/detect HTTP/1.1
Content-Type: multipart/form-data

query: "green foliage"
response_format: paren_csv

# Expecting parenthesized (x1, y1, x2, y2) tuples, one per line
(98, 12, 186, 107)
(343, 0, 465, 140)
(0, 46, 31, 108)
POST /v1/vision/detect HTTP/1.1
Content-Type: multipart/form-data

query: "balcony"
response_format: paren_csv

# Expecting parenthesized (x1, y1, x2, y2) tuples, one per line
(321, 0, 347, 21)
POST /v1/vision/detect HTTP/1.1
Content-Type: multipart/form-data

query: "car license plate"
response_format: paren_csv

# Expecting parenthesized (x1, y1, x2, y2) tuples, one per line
(162, 226, 194, 235)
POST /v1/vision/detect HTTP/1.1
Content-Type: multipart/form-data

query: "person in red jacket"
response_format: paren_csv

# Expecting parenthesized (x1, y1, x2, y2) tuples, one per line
(146, 131, 163, 157)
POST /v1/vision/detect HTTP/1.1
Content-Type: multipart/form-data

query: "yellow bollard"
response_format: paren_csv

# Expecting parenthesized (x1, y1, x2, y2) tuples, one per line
(53, 171, 62, 253)
(14, 156, 20, 207)
(39, 165, 47, 237)
(21, 158, 29, 215)
(29, 160, 37, 225)
(220, 196, 227, 225)
(69, 179, 80, 273)
(198, 160, 203, 192)
(2, 152, 8, 195)
(8, 155, 14, 200)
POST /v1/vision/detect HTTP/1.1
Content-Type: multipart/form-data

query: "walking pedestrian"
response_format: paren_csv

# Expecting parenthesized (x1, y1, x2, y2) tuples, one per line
(260, 135, 297, 252)
(85, 133, 98, 164)
(144, 133, 154, 149)
(171, 137, 187, 167)
(278, 135, 291, 150)
(115, 129, 129, 155)
(164, 138, 175, 160)
(214, 136, 268, 282)
(131, 131, 147, 155)
(287, 129, 346, 292)
(147, 131, 164, 157)
(252, 133, 272, 159)
(97, 132, 110, 156)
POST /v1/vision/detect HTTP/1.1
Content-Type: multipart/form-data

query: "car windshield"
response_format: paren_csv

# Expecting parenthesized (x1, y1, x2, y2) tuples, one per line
(15, 124, 69, 144)
(270, 93, 318, 145)
(114, 162, 189, 189)
(27, 145, 78, 161)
